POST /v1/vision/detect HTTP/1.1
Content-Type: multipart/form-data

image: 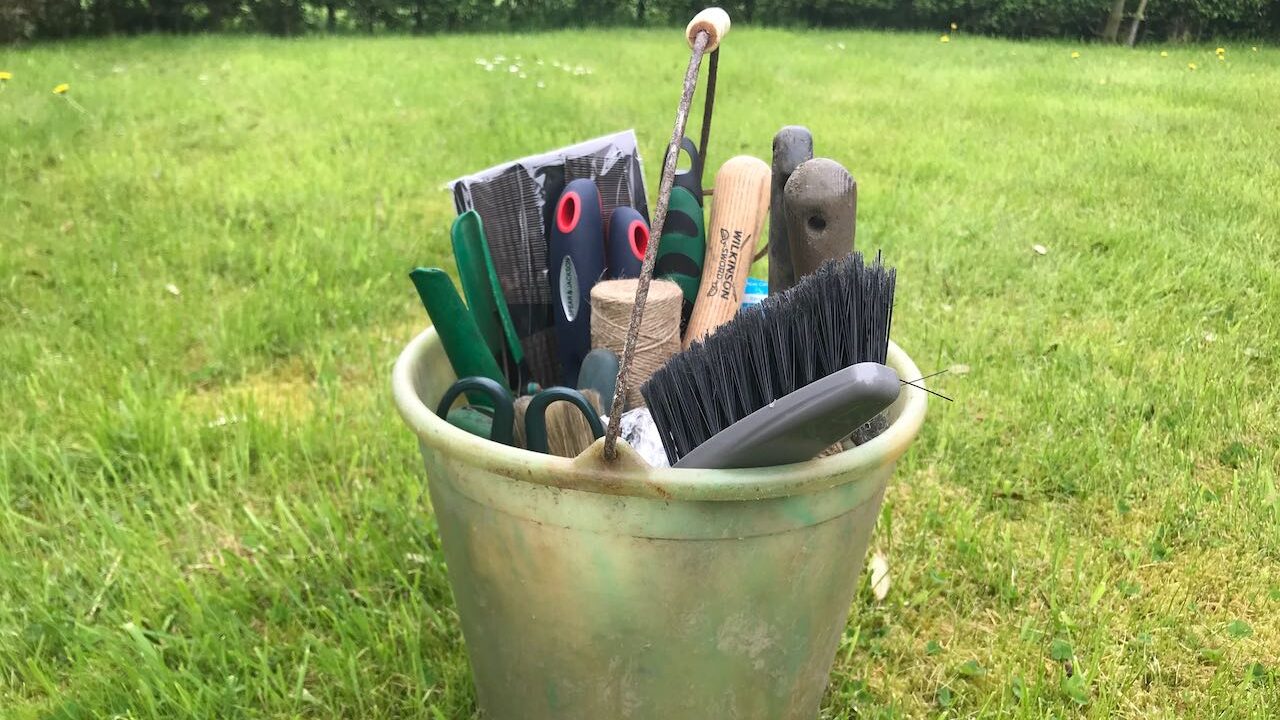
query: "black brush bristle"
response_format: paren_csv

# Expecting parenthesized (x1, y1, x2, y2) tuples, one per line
(641, 252, 896, 466)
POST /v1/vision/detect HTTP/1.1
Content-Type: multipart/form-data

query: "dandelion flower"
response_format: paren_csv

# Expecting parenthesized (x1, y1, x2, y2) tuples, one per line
(0, 71, 12, 81)
(52, 82, 89, 117)
(940, 35, 950, 43)
(1218, 55, 1225, 62)
(1160, 51, 1168, 57)
(950, 22, 957, 30)
(1071, 51, 1080, 59)
(1187, 62, 1197, 70)
(1215, 47, 1225, 55)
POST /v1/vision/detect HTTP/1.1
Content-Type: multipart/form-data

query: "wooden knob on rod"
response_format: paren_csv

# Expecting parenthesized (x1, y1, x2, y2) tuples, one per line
(686, 8, 731, 52)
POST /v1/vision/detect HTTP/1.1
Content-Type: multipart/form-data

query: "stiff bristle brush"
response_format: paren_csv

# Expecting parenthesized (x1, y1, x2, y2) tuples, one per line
(641, 252, 899, 468)
(513, 388, 604, 458)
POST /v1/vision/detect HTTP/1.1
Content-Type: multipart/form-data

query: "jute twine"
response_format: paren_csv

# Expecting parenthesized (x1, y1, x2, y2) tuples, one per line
(591, 279, 683, 409)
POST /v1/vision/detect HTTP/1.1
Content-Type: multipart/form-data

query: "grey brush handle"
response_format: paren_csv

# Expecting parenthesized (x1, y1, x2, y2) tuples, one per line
(784, 158, 857, 281)
(768, 126, 814, 294)
(674, 363, 899, 469)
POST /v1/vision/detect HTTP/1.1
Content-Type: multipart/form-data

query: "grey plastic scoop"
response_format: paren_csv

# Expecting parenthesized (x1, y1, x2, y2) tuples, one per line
(674, 362, 900, 469)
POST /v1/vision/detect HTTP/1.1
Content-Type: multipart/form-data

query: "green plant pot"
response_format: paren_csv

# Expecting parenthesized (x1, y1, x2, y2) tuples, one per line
(392, 328, 927, 720)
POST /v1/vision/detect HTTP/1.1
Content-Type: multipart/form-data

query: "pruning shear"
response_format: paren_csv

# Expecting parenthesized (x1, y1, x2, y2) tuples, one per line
(436, 377, 605, 454)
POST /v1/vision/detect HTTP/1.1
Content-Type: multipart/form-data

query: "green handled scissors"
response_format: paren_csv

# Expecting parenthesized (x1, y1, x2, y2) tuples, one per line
(437, 378, 605, 454)
(436, 377, 516, 445)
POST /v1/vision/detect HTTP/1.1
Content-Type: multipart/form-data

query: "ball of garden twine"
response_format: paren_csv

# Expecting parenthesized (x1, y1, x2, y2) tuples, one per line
(591, 279, 682, 409)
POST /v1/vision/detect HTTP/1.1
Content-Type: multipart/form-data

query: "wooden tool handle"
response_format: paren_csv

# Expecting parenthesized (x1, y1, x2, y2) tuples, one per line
(686, 7, 731, 52)
(783, 158, 856, 280)
(768, 126, 814, 294)
(684, 155, 770, 346)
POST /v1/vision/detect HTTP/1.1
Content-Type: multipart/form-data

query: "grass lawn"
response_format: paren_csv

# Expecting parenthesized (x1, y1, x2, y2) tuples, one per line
(2, 27, 1279, 718)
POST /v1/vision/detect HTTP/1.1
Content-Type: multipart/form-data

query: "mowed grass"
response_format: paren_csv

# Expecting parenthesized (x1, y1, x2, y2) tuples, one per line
(2, 28, 1279, 718)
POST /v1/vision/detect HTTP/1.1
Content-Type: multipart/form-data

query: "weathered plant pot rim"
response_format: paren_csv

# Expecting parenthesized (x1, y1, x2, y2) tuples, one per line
(392, 327, 927, 502)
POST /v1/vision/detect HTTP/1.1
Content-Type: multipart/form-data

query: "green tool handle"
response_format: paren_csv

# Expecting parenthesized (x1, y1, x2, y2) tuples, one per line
(451, 212, 506, 360)
(450, 211, 527, 381)
(654, 186, 706, 332)
(665, 136, 704, 207)
(446, 407, 497, 440)
(524, 387, 605, 455)
(410, 267, 507, 407)
(483, 237, 526, 372)
(436, 376, 515, 445)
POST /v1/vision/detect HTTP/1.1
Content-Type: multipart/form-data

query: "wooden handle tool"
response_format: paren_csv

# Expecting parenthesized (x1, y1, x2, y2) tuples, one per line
(768, 126, 814, 294)
(783, 158, 856, 280)
(684, 155, 770, 346)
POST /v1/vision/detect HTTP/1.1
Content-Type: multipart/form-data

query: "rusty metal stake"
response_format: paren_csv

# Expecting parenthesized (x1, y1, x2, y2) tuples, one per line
(603, 9, 730, 462)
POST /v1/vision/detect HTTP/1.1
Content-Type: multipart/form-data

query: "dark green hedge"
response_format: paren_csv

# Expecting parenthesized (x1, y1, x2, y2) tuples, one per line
(3, 0, 1275, 43)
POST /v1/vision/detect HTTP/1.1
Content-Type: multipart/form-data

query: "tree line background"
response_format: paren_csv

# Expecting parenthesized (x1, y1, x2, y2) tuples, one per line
(3, 0, 1276, 43)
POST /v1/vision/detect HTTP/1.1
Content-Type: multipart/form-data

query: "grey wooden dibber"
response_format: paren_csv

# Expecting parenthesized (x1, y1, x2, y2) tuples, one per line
(768, 126, 814, 294)
(783, 158, 857, 280)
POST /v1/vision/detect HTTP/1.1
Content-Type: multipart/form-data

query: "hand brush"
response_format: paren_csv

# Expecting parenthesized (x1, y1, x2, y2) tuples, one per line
(641, 252, 896, 467)
(673, 362, 899, 469)
(513, 388, 604, 458)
